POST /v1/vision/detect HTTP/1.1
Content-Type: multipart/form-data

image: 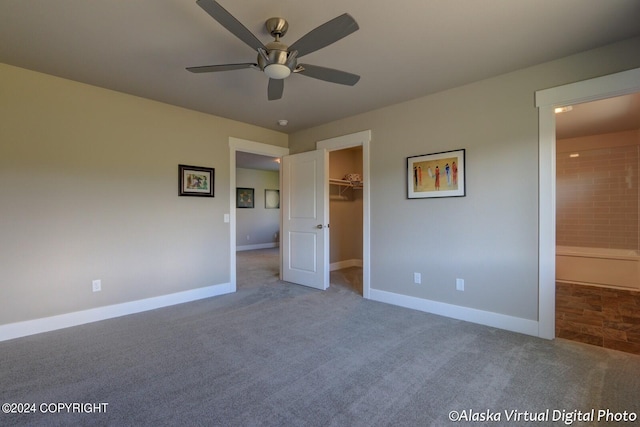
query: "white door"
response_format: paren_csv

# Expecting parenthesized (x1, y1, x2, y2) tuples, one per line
(281, 149, 329, 290)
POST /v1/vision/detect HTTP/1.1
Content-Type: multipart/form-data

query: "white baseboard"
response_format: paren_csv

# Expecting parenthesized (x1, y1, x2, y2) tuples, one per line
(236, 243, 279, 252)
(0, 282, 233, 342)
(369, 288, 540, 337)
(330, 259, 363, 271)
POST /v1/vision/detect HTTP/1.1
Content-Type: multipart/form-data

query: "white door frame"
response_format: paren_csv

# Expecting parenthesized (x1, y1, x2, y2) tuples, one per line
(535, 67, 640, 339)
(229, 137, 289, 292)
(317, 130, 372, 299)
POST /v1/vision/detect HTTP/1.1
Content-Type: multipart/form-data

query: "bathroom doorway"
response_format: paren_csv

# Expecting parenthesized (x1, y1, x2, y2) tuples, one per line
(536, 67, 640, 341)
(554, 93, 640, 354)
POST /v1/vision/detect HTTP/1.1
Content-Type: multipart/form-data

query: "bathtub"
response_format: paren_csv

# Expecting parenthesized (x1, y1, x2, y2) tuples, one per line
(556, 246, 640, 290)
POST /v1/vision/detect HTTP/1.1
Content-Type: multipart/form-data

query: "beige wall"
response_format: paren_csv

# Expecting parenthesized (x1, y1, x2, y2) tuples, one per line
(289, 37, 640, 321)
(0, 63, 287, 325)
(557, 130, 639, 249)
(3, 36, 640, 330)
(236, 168, 280, 247)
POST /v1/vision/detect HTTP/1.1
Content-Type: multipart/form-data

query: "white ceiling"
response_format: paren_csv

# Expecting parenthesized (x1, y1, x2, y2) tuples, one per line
(556, 93, 640, 140)
(236, 151, 281, 171)
(1, 0, 639, 135)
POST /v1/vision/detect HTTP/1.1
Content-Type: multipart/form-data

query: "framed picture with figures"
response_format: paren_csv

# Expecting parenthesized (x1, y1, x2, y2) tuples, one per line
(407, 149, 465, 199)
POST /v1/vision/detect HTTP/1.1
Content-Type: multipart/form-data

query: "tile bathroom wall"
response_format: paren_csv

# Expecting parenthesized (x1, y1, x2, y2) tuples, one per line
(556, 130, 639, 250)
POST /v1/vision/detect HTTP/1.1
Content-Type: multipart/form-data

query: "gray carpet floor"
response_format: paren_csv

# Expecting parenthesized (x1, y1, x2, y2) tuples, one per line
(2, 248, 639, 426)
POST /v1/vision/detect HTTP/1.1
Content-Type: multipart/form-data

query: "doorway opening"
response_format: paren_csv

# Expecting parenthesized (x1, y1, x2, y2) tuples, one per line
(536, 67, 640, 340)
(318, 130, 372, 299)
(229, 138, 289, 292)
(235, 151, 282, 290)
(554, 93, 640, 354)
(328, 146, 364, 296)
(235, 151, 282, 252)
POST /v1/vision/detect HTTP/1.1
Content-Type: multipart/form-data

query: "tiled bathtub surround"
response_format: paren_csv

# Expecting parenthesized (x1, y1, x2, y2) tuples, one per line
(556, 130, 639, 250)
(556, 282, 640, 355)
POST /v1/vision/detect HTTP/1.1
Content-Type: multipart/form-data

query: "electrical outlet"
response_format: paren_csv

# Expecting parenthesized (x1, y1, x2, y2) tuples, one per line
(92, 279, 101, 292)
(456, 278, 464, 291)
(414, 272, 421, 284)
(246, 235, 250, 241)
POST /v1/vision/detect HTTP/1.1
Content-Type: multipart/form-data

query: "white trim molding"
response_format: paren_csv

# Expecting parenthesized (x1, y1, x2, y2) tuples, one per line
(236, 243, 279, 252)
(0, 283, 233, 342)
(535, 67, 640, 340)
(370, 289, 539, 337)
(536, 68, 640, 108)
(330, 259, 363, 271)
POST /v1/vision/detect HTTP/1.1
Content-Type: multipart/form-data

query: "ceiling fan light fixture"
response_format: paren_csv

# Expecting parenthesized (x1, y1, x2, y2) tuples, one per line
(264, 64, 291, 79)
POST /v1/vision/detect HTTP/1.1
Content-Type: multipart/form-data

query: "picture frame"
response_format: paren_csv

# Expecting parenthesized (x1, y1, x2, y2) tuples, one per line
(407, 149, 465, 199)
(179, 164, 214, 197)
(236, 188, 254, 208)
(265, 189, 280, 209)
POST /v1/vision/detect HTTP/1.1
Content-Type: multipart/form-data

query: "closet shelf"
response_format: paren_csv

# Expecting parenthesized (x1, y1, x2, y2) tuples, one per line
(329, 178, 363, 189)
(329, 178, 363, 197)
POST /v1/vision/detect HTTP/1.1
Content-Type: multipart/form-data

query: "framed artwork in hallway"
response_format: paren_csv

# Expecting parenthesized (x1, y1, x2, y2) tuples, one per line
(407, 149, 465, 199)
(237, 188, 254, 208)
(265, 189, 280, 209)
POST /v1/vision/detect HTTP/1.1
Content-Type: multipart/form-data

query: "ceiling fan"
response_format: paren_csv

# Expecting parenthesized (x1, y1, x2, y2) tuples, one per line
(187, 0, 360, 100)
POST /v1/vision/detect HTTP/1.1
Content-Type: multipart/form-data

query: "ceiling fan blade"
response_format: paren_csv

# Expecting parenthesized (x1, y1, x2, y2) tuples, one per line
(186, 63, 257, 73)
(196, 0, 265, 51)
(289, 13, 359, 58)
(268, 78, 284, 101)
(296, 64, 360, 86)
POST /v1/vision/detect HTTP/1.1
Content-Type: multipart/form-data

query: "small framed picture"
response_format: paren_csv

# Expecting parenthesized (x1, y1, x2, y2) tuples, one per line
(237, 188, 254, 208)
(179, 164, 214, 197)
(265, 189, 280, 209)
(407, 149, 465, 199)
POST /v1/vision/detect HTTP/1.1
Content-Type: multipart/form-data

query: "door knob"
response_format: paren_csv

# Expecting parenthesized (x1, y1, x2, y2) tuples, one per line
(316, 224, 323, 229)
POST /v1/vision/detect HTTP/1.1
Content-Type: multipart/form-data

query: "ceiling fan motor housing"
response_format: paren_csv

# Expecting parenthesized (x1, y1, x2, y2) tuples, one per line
(258, 18, 297, 77)
(258, 41, 291, 68)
